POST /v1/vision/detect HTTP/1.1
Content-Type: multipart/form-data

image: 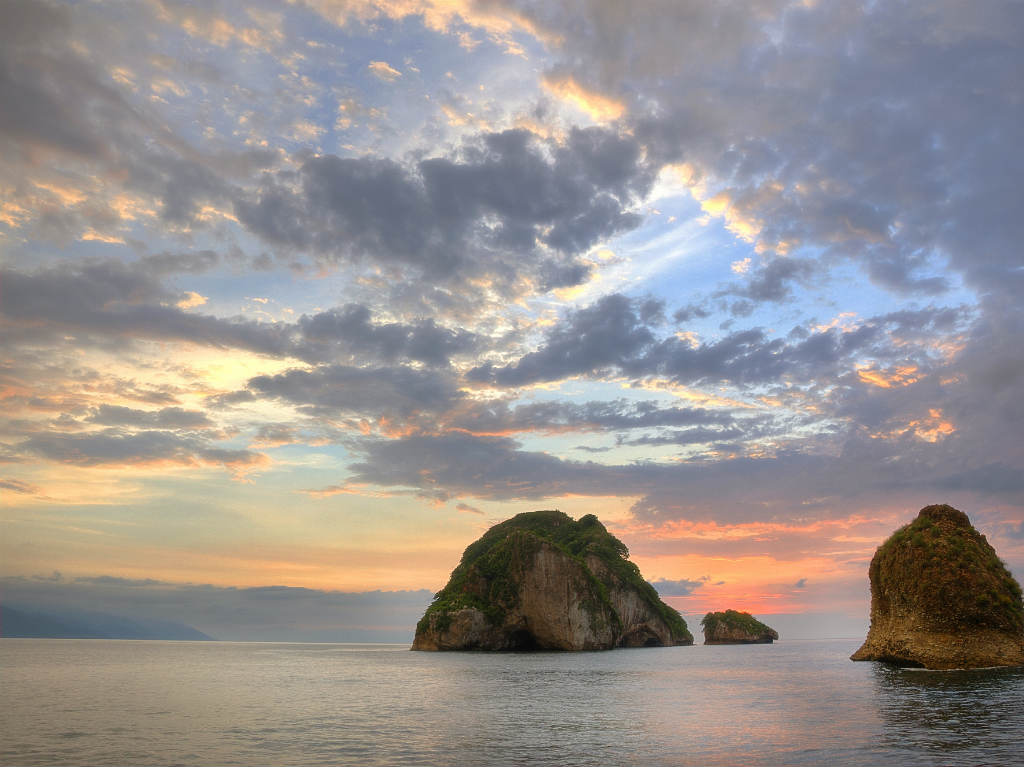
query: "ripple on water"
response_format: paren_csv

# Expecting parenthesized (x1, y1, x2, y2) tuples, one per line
(1, 639, 1022, 766)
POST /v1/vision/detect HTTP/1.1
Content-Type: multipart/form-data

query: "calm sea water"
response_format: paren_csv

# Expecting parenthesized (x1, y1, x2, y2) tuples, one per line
(2, 638, 1022, 766)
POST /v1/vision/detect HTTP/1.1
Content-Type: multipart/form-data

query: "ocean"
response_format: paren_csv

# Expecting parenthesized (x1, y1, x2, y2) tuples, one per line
(2, 638, 1022, 766)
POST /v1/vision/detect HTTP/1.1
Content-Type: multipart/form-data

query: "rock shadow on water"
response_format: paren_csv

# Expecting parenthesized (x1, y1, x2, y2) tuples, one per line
(871, 663, 1024, 758)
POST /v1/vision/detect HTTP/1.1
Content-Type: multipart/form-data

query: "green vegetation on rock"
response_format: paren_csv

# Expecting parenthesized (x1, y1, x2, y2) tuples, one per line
(416, 510, 693, 647)
(701, 609, 778, 643)
(870, 504, 1024, 634)
(852, 503, 1024, 669)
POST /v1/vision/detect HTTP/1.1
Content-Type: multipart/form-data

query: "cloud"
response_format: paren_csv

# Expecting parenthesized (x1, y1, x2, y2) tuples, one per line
(0, 0, 277, 238)
(541, 74, 625, 121)
(3, 0, 1023, 607)
(443, 397, 741, 436)
(469, 292, 896, 389)
(246, 364, 462, 419)
(295, 304, 479, 367)
(1001, 523, 1024, 541)
(649, 577, 707, 597)
(348, 431, 619, 501)
(1, 261, 481, 368)
(18, 429, 267, 474)
(342, 416, 1024, 526)
(141, 250, 221, 275)
(0, 478, 44, 495)
(616, 427, 745, 447)
(74, 575, 170, 587)
(251, 424, 300, 448)
(367, 60, 402, 81)
(234, 127, 651, 294)
(726, 257, 817, 304)
(506, 0, 1024, 302)
(0, 261, 291, 357)
(86, 405, 215, 430)
(468, 294, 659, 386)
(176, 291, 208, 309)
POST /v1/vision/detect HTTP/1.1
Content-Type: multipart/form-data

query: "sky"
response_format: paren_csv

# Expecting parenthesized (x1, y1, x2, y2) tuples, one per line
(2, 0, 1023, 642)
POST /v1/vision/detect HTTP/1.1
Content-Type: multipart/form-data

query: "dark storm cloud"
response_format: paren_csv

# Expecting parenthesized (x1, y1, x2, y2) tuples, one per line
(18, 429, 266, 471)
(235, 127, 651, 290)
(246, 364, 462, 418)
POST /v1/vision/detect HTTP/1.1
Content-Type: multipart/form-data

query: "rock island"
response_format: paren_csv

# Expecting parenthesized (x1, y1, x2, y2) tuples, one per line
(412, 510, 694, 650)
(701, 610, 778, 644)
(851, 504, 1024, 669)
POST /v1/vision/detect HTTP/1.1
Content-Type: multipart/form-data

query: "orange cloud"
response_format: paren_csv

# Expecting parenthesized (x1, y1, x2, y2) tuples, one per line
(869, 407, 956, 443)
(541, 75, 625, 122)
(176, 291, 208, 309)
(296, 0, 547, 56)
(80, 229, 125, 244)
(857, 364, 920, 388)
(367, 60, 402, 81)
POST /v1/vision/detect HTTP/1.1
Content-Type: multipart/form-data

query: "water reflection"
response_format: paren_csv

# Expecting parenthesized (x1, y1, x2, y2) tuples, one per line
(872, 664, 1024, 760)
(4, 640, 1022, 766)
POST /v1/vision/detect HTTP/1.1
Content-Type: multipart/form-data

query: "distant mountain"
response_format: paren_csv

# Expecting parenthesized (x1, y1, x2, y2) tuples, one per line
(0, 604, 214, 640)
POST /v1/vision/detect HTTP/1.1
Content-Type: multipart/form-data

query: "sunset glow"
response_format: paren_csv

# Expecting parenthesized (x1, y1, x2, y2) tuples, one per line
(3, 0, 1023, 642)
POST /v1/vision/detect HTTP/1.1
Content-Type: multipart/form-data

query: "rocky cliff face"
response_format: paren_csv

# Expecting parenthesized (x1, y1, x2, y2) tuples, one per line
(851, 504, 1024, 669)
(412, 511, 693, 651)
(701, 610, 778, 644)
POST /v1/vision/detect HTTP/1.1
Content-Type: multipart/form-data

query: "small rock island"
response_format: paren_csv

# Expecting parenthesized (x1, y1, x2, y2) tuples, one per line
(851, 504, 1024, 669)
(701, 610, 778, 644)
(412, 510, 694, 651)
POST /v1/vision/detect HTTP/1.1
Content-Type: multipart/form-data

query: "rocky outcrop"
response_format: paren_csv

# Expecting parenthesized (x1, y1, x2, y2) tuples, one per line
(701, 610, 778, 644)
(412, 510, 693, 651)
(851, 504, 1024, 669)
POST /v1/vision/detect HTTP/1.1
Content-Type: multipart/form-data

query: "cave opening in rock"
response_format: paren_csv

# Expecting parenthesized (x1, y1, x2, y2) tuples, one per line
(508, 629, 541, 651)
(643, 637, 663, 647)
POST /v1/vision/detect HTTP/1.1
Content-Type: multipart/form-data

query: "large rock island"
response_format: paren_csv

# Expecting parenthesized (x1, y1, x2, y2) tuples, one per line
(412, 510, 694, 651)
(701, 610, 778, 644)
(851, 504, 1024, 669)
